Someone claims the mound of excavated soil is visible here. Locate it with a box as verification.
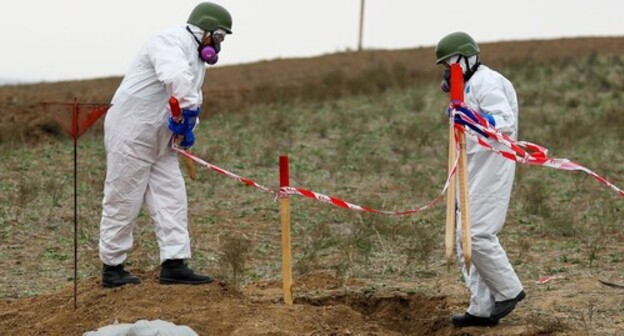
[4,269,613,336]
[0,271,457,336]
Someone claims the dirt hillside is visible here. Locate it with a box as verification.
[1,37,623,144]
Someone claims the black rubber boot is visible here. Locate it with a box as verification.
[102,264,141,288]
[452,312,499,328]
[490,290,526,321]
[159,259,214,285]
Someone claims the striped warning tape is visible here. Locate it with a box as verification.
[172,145,457,215]
[173,147,274,194]
[451,103,624,198]
[172,105,623,216]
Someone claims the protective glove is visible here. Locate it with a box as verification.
[168,116,187,135]
[179,129,195,150]
[182,108,199,130]
[168,108,200,135]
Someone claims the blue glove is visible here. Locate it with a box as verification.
[182,108,199,130]
[168,116,187,135]
[168,108,200,135]
[483,113,495,126]
[179,129,195,149]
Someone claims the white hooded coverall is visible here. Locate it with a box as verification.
[453,57,524,317]
[99,25,206,266]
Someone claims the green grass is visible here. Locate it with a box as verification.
[0,54,623,298]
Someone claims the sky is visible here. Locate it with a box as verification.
[0,0,623,83]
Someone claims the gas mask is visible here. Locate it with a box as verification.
[187,26,226,65]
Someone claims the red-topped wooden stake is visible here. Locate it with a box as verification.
[449,64,472,272]
[279,155,293,305]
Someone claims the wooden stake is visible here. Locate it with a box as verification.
[184,154,197,180]
[279,156,293,305]
[445,122,457,267]
[457,132,472,271]
[450,63,472,272]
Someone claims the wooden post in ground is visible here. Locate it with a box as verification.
[457,131,472,272]
[445,120,457,267]
[450,63,472,272]
[279,155,293,305]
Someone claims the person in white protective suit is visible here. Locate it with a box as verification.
[435,32,525,327]
[99,2,232,288]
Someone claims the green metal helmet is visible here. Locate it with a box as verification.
[435,32,480,64]
[187,2,233,34]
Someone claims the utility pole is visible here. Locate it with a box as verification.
[358,0,365,51]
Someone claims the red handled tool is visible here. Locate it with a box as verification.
[169,96,182,121]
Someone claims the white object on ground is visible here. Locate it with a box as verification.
[83,319,198,336]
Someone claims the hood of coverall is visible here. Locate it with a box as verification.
[445,55,479,75]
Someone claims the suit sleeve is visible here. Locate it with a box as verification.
[477,82,517,135]
[146,34,201,109]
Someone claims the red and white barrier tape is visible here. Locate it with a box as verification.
[279,157,457,215]
[173,146,275,194]
[171,107,622,217]
[172,145,458,215]
[451,103,624,198]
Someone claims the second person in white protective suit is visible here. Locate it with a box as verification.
[435,31,526,327]
[98,2,232,288]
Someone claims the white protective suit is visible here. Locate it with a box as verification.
[99,24,207,266]
[452,57,524,317]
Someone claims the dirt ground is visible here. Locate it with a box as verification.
[1,266,622,335]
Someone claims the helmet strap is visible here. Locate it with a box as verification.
[186,25,204,46]
[461,55,481,83]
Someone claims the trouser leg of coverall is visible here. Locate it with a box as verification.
[99,150,151,266]
[145,152,191,263]
[456,151,523,317]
